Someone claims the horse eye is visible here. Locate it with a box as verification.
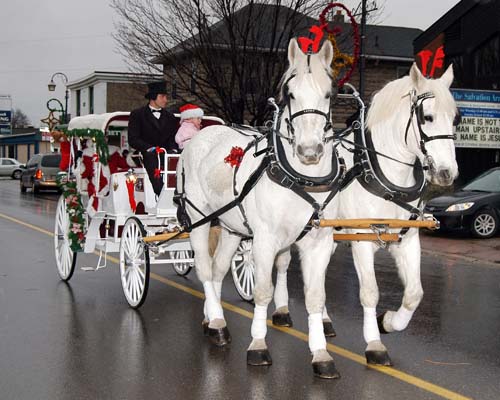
[325,92,331,99]
[424,115,434,123]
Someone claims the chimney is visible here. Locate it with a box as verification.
[333,10,344,23]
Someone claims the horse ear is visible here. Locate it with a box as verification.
[440,64,454,88]
[410,63,424,87]
[318,40,333,66]
[288,38,300,66]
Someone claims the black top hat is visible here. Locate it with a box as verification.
[145,80,168,99]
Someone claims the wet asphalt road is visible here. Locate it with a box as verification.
[1,179,499,400]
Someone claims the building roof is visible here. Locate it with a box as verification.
[67,71,163,90]
[413,0,476,51]
[155,4,421,64]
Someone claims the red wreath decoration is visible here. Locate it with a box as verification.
[224,146,245,168]
[319,2,360,88]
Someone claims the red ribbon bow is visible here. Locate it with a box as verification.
[224,146,245,168]
[154,168,162,179]
[156,146,165,154]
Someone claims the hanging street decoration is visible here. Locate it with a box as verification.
[40,111,61,132]
[297,2,360,88]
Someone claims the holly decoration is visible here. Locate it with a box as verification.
[61,128,110,165]
[57,176,86,252]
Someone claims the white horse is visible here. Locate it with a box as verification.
[178,39,343,378]
[271,63,459,365]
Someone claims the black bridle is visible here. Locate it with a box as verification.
[404,90,458,156]
[280,69,334,147]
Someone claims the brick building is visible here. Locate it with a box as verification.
[154,4,422,126]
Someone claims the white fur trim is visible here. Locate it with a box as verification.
[203,281,224,320]
[180,108,204,120]
[390,306,414,331]
[363,307,380,343]
[273,271,288,310]
[308,313,326,352]
[251,304,268,339]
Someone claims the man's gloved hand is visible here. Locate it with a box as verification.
[147,146,156,153]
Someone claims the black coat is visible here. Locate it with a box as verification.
[128,105,179,153]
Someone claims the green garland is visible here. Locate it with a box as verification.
[62,128,110,165]
[57,176,86,252]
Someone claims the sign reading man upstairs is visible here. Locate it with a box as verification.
[452,89,500,149]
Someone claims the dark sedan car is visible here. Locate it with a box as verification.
[424,167,500,238]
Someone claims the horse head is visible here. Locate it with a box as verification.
[280,39,334,165]
[367,63,459,186]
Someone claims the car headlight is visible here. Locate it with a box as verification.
[445,202,474,212]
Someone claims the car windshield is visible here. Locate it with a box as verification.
[463,169,500,193]
[41,154,61,168]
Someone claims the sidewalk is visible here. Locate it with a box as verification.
[420,230,500,266]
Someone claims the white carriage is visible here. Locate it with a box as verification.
[54,112,255,307]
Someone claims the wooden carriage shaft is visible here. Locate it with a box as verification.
[142,231,400,243]
[318,219,438,229]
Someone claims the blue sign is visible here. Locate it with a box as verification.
[0,110,11,128]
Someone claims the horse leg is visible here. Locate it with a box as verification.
[380,232,423,334]
[191,224,228,346]
[351,241,392,366]
[272,249,293,327]
[247,236,277,366]
[296,234,340,379]
[321,242,338,337]
[205,229,242,345]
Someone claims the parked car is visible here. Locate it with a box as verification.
[20,153,61,193]
[0,158,25,179]
[424,167,500,238]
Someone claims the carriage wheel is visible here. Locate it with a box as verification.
[231,239,255,302]
[54,195,77,281]
[169,250,194,276]
[119,217,150,308]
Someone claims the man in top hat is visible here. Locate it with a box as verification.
[128,80,179,195]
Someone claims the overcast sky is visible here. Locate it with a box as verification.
[0,0,461,128]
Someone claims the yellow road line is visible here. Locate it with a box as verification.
[0,212,472,400]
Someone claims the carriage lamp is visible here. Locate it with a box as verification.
[445,202,474,212]
[125,169,137,184]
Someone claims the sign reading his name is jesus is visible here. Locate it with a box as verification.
[451,89,500,149]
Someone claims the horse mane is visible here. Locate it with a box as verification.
[366,75,456,130]
[279,50,333,102]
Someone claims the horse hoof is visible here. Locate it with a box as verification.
[208,327,231,347]
[312,361,341,379]
[272,312,293,327]
[365,350,393,366]
[377,312,389,334]
[323,321,337,337]
[202,321,209,336]
[247,349,272,366]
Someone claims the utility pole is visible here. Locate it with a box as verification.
[359,0,367,100]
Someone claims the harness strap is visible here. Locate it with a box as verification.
[183,156,270,233]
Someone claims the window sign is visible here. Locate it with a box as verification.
[452,89,500,149]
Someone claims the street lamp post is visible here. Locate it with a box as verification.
[47,72,69,124]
